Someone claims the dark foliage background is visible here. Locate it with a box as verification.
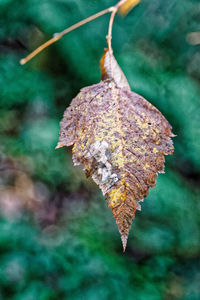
[0,0,200,299]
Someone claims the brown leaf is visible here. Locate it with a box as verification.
[57,51,174,251]
[119,0,141,16]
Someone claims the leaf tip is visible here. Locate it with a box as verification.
[121,234,128,252]
[55,143,64,149]
[171,132,177,138]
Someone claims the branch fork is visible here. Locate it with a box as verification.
[20,0,140,65]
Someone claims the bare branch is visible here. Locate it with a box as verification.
[20,7,112,65]
[20,0,139,65]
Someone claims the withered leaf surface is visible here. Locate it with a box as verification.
[57,53,174,251]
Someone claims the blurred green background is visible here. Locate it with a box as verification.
[0,0,200,299]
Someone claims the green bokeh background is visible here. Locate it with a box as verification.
[0,0,200,299]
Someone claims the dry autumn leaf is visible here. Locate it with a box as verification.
[57,50,174,251]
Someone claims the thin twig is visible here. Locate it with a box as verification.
[20,7,114,65]
[20,0,132,65]
[20,35,62,65]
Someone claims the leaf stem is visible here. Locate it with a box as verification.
[107,0,127,55]
[106,0,127,77]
